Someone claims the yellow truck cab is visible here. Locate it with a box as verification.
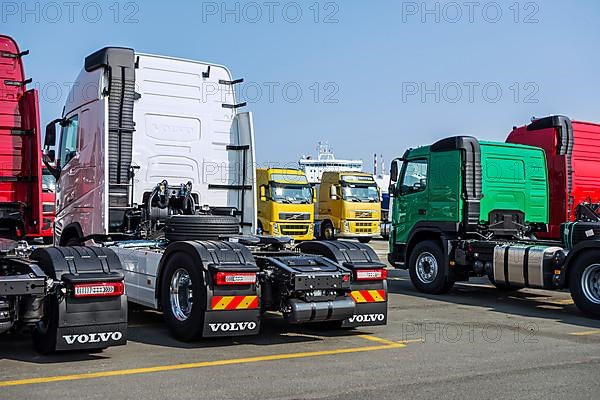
[256,168,314,241]
[316,171,381,243]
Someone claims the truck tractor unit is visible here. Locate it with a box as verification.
[388,136,600,318]
[316,171,381,243]
[256,168,315,241]
[46,47,388,340]
[0,35,126,353]
[507,115,600,240]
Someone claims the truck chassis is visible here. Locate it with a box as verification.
[108,237,387,340]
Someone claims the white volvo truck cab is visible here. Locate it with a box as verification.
[45,47,388,341]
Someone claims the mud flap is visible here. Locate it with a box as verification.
[31,246,128,352]
[56,322,127,351]
[54,287,128,351]
[343,280,388,327]
[202,309,261,337]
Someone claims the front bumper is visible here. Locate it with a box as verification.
[270,222,314,241]
[337,220,380,237]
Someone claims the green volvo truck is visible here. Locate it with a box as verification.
[388,136,600,318]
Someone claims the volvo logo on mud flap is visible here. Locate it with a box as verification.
[62,331,123,345]
[348,313,385,323]
[209,322,257,332]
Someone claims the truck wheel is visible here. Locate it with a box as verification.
[161,252,206,341]
[569,253,600,318]
[32,293,59,354]
[408,241,454,294]
[321,221,335,241]
[358,237,371,244]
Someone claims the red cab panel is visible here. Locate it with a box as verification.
[0,35,42,238]
[507,116,600,240]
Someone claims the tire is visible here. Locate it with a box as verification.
[488,277,521,292]
[161,252,207,341]
[321,221,335,241]
[32,293,59,354]
[569,252,600,318]
[165,215,240,242]
[358,237,371,244]
[408,240,454,294]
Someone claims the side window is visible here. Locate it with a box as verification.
[59,115,79,166]
[401,159,428,195]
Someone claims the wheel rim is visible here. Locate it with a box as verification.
[416,252,438,284]
[581,264,600,304]
[170,269,193,321]
[323,224,333,240]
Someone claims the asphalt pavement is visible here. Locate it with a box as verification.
[2,240,599,400]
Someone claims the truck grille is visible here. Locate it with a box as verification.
[354,222,376,234]
[280,224,310,236]
[279,213,311,221]
[355,211,373,219]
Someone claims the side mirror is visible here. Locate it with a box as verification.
[44,119,61,148]
[311,187,316,202]
[329,184,338,200]
[259,185,267,202]
[390,158,402,182]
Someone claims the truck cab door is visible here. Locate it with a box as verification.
[393,158,429,242]
[55,114,80,214]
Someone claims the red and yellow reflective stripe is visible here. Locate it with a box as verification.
[350,290,386,303]
[211,295,259,310]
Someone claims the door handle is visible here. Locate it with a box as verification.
[418,209,427,215]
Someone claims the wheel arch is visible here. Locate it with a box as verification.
[58,222,84,246]
[563,240,600,287]
[155,240,258,308]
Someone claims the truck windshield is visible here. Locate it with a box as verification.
[271,184,312,204]
[342,184,379,203]
[42,168,56,193]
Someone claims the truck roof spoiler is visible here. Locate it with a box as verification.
[85,47,137,230]
[431,136,482,232]
[526,115,573,156]
[527,115,574,215]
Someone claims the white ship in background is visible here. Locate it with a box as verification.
[299,141,363,184]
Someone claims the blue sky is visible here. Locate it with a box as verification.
[5,0,600,170]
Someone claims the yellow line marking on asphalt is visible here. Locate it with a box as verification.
[358,334,406,347]
[569,330,600,336]
[398,339,426,344]
[0,339,405,388]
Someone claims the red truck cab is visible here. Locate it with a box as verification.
[0,35,42,239]
[507,115,600,240]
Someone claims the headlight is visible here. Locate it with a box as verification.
[273,223,279,233]
[343,221,350,232]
